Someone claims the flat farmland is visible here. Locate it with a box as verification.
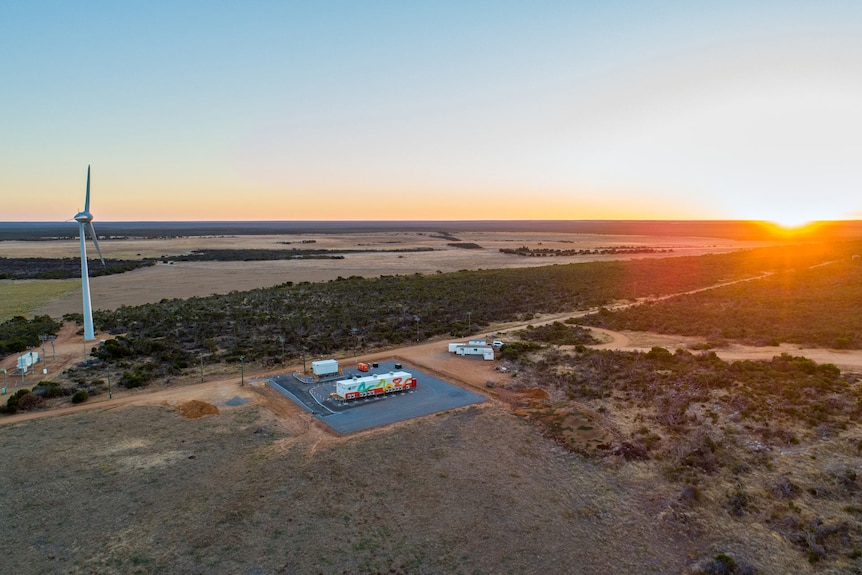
[0,231,772,319]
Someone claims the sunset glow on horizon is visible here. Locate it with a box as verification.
[2,2,861,224]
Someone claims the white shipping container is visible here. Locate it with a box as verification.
[311,359,339,376]
[17,352,36,369]
[455,346,495,360]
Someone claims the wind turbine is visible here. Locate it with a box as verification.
[74,165,105,341]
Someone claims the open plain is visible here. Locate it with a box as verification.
[3,226,862,574]
[0,230,773,319]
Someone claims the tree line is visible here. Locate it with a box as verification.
[0,257,153,280]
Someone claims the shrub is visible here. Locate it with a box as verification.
[498,341,542,361]
[120,363,155,388]
[647,346,674,362]
[34,380,64,398]
[516,321,599,345]
[726,488,752,516]
[697,553,756,575]
[5,388,32,414]
[770,476,800,499]
[71,390,89,404]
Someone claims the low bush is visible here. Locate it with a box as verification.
[4,388,31,414]
[33,380,65,398]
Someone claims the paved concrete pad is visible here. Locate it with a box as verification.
[267,360,485,434]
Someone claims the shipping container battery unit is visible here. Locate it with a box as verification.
[332,371,416,401]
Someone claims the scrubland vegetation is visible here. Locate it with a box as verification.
[578,258,862,349]
[171,247,434,261]
[0,315,61,356]
[3,241,859,404]
[500,245,673,256]
[0,257,153,279]
[81,242,851,382]
[506,334,862,570]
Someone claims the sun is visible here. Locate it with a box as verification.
[772,218,812,231]
[758,218,824,240]
[765,210,816,229]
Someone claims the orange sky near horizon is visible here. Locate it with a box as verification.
[82,180,712,223]
[3,3,862,226]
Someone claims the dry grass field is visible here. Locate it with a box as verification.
[0,279,78,320]
[0,384,799,575]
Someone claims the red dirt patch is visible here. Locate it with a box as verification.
[514,404,613,456]
[175,399,219,419]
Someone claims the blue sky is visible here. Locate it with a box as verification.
[2,1,861,224]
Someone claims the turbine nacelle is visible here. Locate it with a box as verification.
[73,166,105,264]
[74,210,93,224]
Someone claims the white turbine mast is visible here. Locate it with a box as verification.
[74,165,105,341]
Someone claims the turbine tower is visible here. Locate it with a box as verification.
[74,165,105,341]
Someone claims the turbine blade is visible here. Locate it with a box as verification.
[87,222,105,265]
[84,165,91,212]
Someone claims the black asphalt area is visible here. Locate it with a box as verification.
[267,360,485,434]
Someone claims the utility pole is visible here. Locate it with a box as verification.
[415,316,420,341]
[467,311,472,335]
[240,356,245,386]
[279,337,285,366]
[200,355,204,383]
